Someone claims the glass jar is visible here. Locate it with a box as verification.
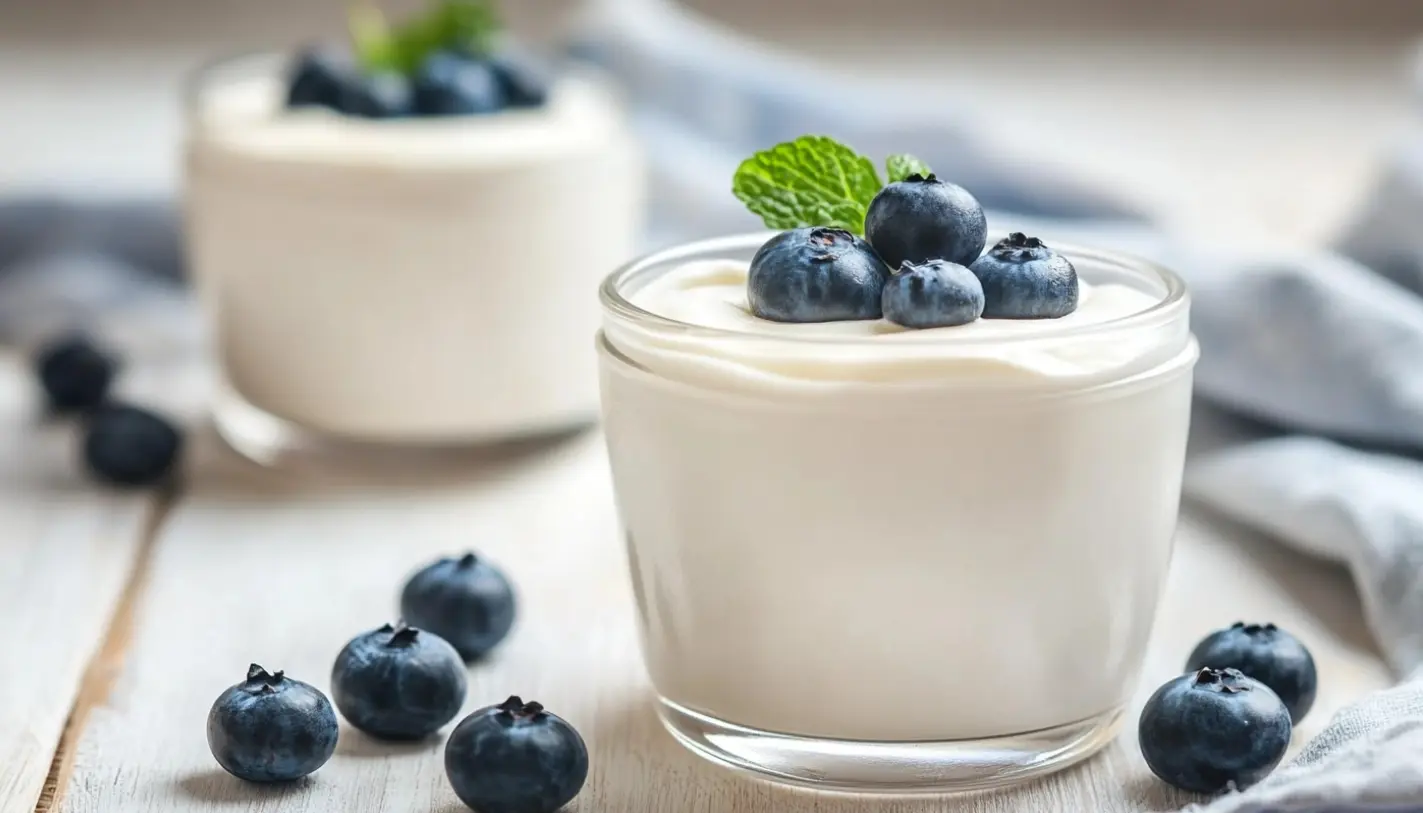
[598,231,1197,793]
[183,52,643,468]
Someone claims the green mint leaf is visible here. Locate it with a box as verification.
[885,154,933,183]
[351,0,502,76]
[435,0,502,56]
[348,4,401,73]
[732,136,883,234]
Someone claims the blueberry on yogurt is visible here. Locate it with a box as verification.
[969,232,1079,319]
[1138,667,1291,794]
[445,696,588,813]
[207,664,339,782]
[864,173,987,269]
[1186,622,1318,723]
[400,552,517,662]
[882,259,985,329]
[286,45,352,111]
[331,622,468,740]
[414,52,505,115]
[747,227,890,322]
[340,71,415,118]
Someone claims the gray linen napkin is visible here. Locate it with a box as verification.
[7,1,1423,809]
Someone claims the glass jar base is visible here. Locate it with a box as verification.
[212,385,593,477]
[657,698,1125,795]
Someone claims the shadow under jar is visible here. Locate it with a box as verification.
[183,52,643,469]
[597,232,1198,794]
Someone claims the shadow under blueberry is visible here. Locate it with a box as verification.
[334,726,445,759]
[175,767,316,805]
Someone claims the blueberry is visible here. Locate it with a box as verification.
[286,45,352,111]
[488,52,549,108]
[413,52,505,116]
[207,664,339,783]
[882,259,985,329]
[747,227,891,322]
[969,232,1079,319]
[445,696,588,813]
[1186,622,1318,724]
[330,622,467,740]
[82,403,183,487]
[864,173,987,269]
[400,552,516,662]
[340,71,414,118]
[33,333,117,413]
[1139,667,1291,795]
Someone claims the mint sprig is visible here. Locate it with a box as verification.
[885,153,931,184]
[732,136,935,234]
[349,0,501,76]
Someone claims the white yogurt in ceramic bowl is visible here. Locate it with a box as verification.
[184,52,643,465]
[597,230,1197,793]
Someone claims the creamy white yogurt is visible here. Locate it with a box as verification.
[186,62,643,443]
[600,245,1197,746]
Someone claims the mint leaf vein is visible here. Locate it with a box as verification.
[732,135,883,234]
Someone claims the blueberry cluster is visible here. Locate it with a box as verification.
[207,551,585,813]
[31,333,183,488]
[1139,622,1318,795]
[287,45,547,119]
[748,175,1079,328]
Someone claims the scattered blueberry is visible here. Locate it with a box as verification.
[413,52,505,115]
[1139,667,1292,795]
[340,71,415,118]
[330,622,468,740]
[864,173,987,269]
[82,403,183,487]
[400,552,516,662]
[286,45,352,110]
[445,696,588,813]
[747,227,891,322]
[207,664,339,783]
[33,333,117,413]
[1186,622,1318,724]
[882,259,985,329]
[969,232,1079,319]
[489,52,549,108]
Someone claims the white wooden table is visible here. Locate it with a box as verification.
[0,349,1394,813]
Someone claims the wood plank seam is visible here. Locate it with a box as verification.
[31,492,176,813]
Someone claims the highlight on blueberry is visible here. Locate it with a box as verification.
[400,552,516,662]
[1186,622,1318,724]
[747,227,890,323]
[33,333,118,413]
[489,51,549,108]
[1138,667,1291,795]
[82,402,183,488]
[864,173,987,269]
[207,664,340,783]
[445,695,589,813]
[331,622,468,740]
[969,232,1079,319]
[882,259,985,329]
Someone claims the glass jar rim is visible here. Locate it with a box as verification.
[599,230,1190,348]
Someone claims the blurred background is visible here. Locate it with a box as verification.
[0,0,1419,246]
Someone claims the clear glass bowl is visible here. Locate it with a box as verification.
[598,231,1197,793]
